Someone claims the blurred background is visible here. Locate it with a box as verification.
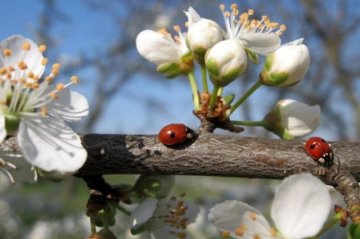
[0,0,359,238]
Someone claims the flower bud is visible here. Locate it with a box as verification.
[185,7,223,63]
[264,99,320,140]
[261,41,310,87]
[136,30,193,78]
[134,175,175,199]
[205,39,247,87]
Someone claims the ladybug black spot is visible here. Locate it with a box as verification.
[310,144,316,150]
[169,131,176,138]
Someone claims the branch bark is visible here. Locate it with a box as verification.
[73,133,360,180]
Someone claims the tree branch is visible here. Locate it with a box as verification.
[71,134,360,180]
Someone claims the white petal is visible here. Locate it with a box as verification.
[131,198,158,229]
[279,99,321,137]
[0,114,6,143]
[136,30,180,65]
[0,35,45,78]
[209,200,273,239]
[17,115,87,176]
[271,173,332,239]
[184,6,201,25]
[240,33,280,54]
[47,89,89,122]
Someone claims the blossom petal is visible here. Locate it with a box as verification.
[136,30,180,65]
[17,115,87,177]
[209,200,273,239]
[240,32,280,54]
[0,35,45,78]
[184,6,201,25]
[47,89,89,122]
[271,173,332,239]
[131,198,158,229]
[0,114,6,143]
[280,99,321,137]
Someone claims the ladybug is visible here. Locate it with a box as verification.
[304,137,334,165]
[158,123,195,146]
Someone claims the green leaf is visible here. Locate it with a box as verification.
[246,49,260,65]
[348,223,360,239]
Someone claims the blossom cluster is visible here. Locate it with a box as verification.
[136,4,319,139]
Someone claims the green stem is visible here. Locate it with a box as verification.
[231,120,268,127]
[217,87,224,96]
[201,65,208,93]
[188,71,200,110]
[209,85,220,110]
[230,79,262,114]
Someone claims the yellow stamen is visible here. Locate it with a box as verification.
[157,28,170,36]
[49,92,58,100]
[56,83,64,91]
[248,212,257,221]
[219,4,225,11]
[235,224,246,236]
[173,25,180,33]
[39,44,47,53]
[270,227,277,237]
[52,63,61,70]
[253,234,261,239]
[0,68,7,75]
[41,58,48,66]
[45,76,53,83]
[40,107,48,116]
[248,9,254,15]
[22,41,31,51]
[18,61,28,70]
[70,75,79,84]
[2,49,11,57]
[221,231,231,237]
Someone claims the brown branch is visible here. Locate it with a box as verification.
[75,134,360,179]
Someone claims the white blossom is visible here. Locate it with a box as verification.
[184,7,223,61]
[0,35,88,181]
[131,195,199,239]
[261,39,310,86]
[209,173,345,239]
[264,99,320,140]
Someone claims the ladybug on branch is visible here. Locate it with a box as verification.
[158,123,196,147]
[304,137,334,166]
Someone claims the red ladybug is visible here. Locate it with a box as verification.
[158,123,195,146]
[305,137,333,165]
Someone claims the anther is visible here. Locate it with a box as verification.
[18,61,28,70]
[70,75,79,84]
[221,231,231,237]
[173,25,181,33]
[235,224,246,236]
[2,49,12,57]
[219,4,225,11]
[248,212,257,221]
[41,58,48,66]
[22,41,31,51]
[39,44,47,53]
[40,107,48,116]
[49,92,58,100]
[56,83,65,91]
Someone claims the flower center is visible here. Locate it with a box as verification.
[0,41,79,120]
[219,3,286,39]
